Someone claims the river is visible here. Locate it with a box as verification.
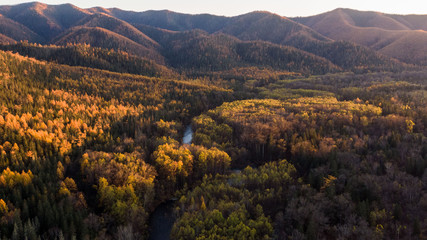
[148,125,193,240]
[147,200,176,240]
[182,124,193,145]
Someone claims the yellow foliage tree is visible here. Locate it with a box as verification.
[0,199,8,215]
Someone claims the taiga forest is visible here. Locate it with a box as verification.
[0,2,426,239]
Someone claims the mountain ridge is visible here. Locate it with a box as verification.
[0,2,422,75]
[293,8,427,65]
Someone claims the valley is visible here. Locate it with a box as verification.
[0,2,426,239]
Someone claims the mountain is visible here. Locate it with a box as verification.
[53,26,165,63]
[288,39,406,72]
[77,13,159,48]
[221,11,330,44]
[0,2,90,41]
[106,9,329,44]
[216,11,407,70]
[120,9,411,70]
[0,14,44,42]
[293,8,427,65]
[0,2,419,74]
[144,28,340,74]
[102,9,230,33]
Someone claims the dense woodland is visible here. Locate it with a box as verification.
[0,49,233,239]
[0,2,426,240]
[0,43,176,78]
[0,46,426,239]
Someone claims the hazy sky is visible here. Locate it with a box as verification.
[1,0,426,17]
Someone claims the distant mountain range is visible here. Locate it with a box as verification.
[0,2,425,76]
[293,8,427,65]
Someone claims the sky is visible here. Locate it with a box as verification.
[0,0,426,17]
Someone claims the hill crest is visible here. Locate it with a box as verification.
[293,8,427,65]
[0,2,421,71]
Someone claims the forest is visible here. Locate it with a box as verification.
[0,45,426,239]
[0,2,426,239]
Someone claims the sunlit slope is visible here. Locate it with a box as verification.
[294,8,427,65]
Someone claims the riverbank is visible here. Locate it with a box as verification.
[148,124,194,240]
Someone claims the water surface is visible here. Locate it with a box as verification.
[182,125,193,144]
[148,201,176,240]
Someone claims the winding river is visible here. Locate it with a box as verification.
[148,125,193,240]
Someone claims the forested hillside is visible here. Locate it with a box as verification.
[0,1,422,77]
[184,72,427,239]
[0,42,175,77]
[0,50,232,239]
[0,2,426,240]
[143,29,340,74]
